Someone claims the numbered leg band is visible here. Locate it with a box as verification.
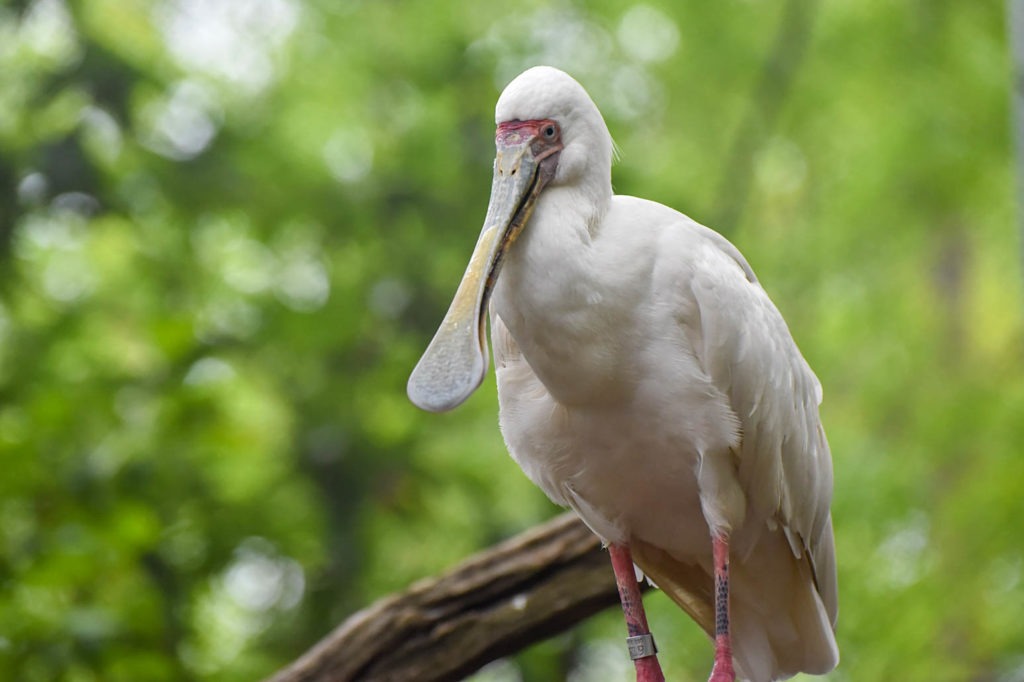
[626,633,657,660]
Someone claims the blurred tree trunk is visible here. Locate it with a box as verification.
[267,513,628,682]
[1010,0,1024,275]
[711,0,819,233]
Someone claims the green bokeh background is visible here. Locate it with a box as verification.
[1,1,1022,680]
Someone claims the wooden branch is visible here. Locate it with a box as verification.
[267,513,623,682]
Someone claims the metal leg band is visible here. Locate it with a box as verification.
[626,633,658,660]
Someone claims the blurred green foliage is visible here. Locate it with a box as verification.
[0,0,1021,680]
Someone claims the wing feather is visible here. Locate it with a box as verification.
[684,227,837,624]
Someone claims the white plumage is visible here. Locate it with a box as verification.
[409,66,838,682]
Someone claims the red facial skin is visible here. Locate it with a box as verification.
[496,118,563,163]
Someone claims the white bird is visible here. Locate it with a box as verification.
[408,66,838,682]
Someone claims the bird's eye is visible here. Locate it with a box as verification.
[542,123,558,139]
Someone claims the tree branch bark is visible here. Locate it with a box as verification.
[267,513,624,682]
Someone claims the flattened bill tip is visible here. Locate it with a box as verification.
[406,338,487,412]
[407,264,491,412]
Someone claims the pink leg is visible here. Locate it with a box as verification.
[708,534,735,682]
[608,544,665,682]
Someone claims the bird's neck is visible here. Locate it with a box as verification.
[491,185,643,405]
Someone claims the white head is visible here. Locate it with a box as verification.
[408,67,613,412]
[495,66,614,193]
